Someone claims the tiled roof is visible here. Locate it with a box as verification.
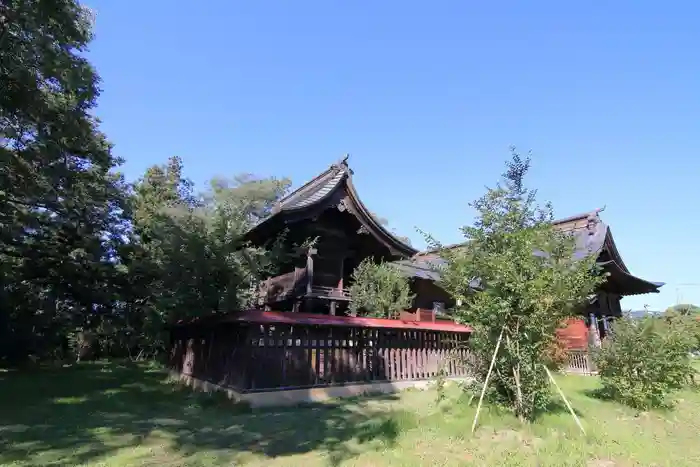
[392,255,445,282]
[274,160,350,211]
[251,156,417,257]
[394,210,663,295]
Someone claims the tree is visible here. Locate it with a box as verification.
[348,259,415,318]
[0,0,129,362]
[123,157,291,356]
[427,149,604,421]
[0,0,295,362]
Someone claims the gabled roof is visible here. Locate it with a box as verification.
[245,156,417,258]
[395,209,663,296]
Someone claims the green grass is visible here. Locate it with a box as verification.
[1,361,699,466]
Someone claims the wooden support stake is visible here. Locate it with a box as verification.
[543,364,586,436]
[471,325,505,434]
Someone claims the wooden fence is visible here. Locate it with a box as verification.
[564,349,597,375]
[169,310,474,393]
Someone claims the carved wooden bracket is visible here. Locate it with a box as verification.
[336,197,349,213]
[586,217,597,235]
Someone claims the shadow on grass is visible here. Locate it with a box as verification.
[583,386,683,415]
[536,399,586,419]
[583,387,614,403]
[437,387,585,421]
[0,361,413,466]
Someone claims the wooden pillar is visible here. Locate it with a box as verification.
[306,247,317,295]
[588,312,601,348]
[337,256,345,292]
[330,301,337,316]
[601,315,612,340]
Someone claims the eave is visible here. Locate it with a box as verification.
[598,260,665,296]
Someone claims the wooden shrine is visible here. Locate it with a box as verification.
[243,156,453,317]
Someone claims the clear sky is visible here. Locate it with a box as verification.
[84,1,699,311]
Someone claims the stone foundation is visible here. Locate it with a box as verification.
[171,371,471,408]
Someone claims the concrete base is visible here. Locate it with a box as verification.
[171,371,470,408]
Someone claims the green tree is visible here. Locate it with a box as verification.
[348,259,415,318]
[0,0,129,362]
[123,157,290,356]
[428,149,604,421]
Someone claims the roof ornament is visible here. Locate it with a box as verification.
[583,206,605,234]
[331,153,349,168]
[331,153,353,175]
[586,208,603,235]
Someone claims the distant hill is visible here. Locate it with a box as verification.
[627,310,663,319]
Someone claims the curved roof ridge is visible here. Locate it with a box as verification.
[272,155,351,213]
[343,175,417,256]
[552,208,605,226]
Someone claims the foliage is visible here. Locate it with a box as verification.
[348,259,415,319]
[122,158,291,357]
[426,149,604,421]
[0,0,129,362]
[664,307,700,353]
[594,313,698,410]
[665,303,700,316]
[0,0,293,362]
[543,337,570,370]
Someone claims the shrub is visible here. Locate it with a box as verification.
[594,314,697,410]
[543,337,570,370]
[348,259,415,319]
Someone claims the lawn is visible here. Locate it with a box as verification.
[0,361,699,466]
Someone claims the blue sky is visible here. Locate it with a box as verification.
[85,1,699,311]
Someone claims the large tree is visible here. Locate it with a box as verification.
[0,0,129,361]
[429,149,604,421]
[123,157,290,356]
